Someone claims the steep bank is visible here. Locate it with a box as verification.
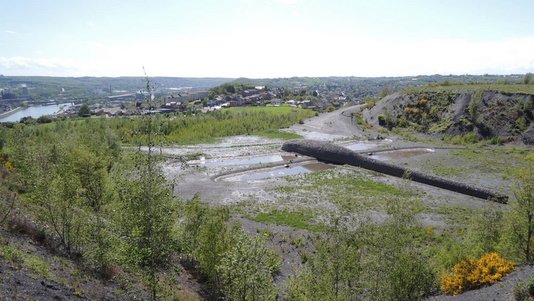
[364,86,534,144]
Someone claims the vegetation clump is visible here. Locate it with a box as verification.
[440,252,514,295]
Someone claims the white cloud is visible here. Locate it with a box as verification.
[4,30,16,34]
[0,56,82,76]
[2,31,534,77]
[86,21,95,28]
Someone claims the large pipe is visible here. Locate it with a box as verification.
[282,139,507,203]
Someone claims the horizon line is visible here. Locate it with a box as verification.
[0,73,531,79]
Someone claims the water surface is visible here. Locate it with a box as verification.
[0,103,72,122]
[190,155,283,167]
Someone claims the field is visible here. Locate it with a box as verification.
[406,83,534,94]
[1,103,534,300]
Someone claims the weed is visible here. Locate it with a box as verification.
[254,210,326,232]
[0,244,51,279]
[290,237,306,248]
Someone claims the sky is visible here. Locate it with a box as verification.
[1,0,534,78]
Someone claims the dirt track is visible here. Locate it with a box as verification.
[285,105,366,140]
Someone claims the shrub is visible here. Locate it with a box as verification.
[513,281,531,301]
[440,252,514,295]
[528,276,534,297]
[511,276,534,301]
[364,98,377,110]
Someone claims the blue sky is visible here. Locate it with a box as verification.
[1,0,534,77]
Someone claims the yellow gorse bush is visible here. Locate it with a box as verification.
[440,252,514,295]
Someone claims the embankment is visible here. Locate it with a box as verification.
[0,107,23,120]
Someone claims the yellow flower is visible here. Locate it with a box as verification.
[440,252,514,295]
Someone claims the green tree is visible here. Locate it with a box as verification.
[116,75,178,300]
[466,207,503,257]
[468,91,483,124]
[288,218,362,301]
[194,206,231,290]
[363,200,434,301]
[71,147,113,276]
[0,165,16,225]
[32,144,85,255]
[217,230,280,301]
[524,73,533,85]
[503,167,534,263]
[78,104,91,117]
[380,86,391,98]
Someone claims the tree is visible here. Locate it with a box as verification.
[524,73,533,85]
[0,165,16,225]
[71,147,112,275]
[116,74,178,300]
[503,167,534,263]
[32,144,85,256]
[225,84,236,94]
[466,207,503,257]
[217,230,280,301]
[288,218,362,301]
[380,86,391,98]
[468,91,483,124]
[363,200,434,301]
[78,104,91,117]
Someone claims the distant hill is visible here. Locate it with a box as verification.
[226,74,526,99]
[0,76,233,99]
[0,76,233,90]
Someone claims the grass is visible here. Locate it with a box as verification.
[110,106,314,145]
[407,83,534,95]
[14,106,315,147]
[257,129,302,140]
[433,205,474,226]
[1,244,51,279]
[274,168,419,212]
[428,161,465,177]
[451,148,530,176]
[253,210,326,232]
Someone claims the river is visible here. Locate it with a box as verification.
[0,103,73,123]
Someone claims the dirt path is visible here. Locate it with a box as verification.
[286,105,365,140]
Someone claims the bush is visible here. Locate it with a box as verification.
[511,276,534,301]
[528,276,534,298]
[440,252,514,295]
[37,115,52,124]
[513,281,531,301]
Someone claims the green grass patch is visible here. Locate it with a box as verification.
[429,162,464,177]
[253,210,326,232]
[12,106,315,146]
[274,169,419,212]
[450,148,530,176]
[1,244,51,279]
[257,129,302,140]
[106,106,313,145]
[433,205,474,229]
